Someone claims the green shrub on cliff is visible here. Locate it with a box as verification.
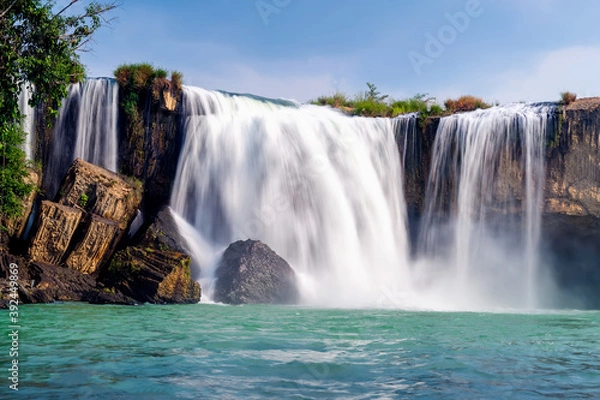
[0,125,33,218]
[0,0,117,219]
[444,95,490,113]
[390,93,441,116]
[353,97,393,117]
[312,92,352,109]
[311,84,445,119]
[560,91,577,105]
[114,63,184,114]
[312,85,491,121]
[170,71,183,92]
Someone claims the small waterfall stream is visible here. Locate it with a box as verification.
[18,84,36,161]
[45,78,119,198]
[417,103,557,309]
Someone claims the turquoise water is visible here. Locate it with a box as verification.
[2,304,599,399]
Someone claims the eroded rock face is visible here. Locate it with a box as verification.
[117,85,183,217]
[0,252,137,307]
[19,262,96,303]
[105,207,200,304]
[57,158,142,229]
[545,98,600,218]
[29,159,143,274]
[214,240,299,305]
[65,215,122,274]
[28,201,82,265]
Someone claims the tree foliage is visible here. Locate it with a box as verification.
[0,0,117,218]
[365,82,388,102]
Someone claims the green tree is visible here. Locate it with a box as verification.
[0,0,117,218]
[365,82,388,102]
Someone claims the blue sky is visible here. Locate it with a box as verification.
[77,0,600,104]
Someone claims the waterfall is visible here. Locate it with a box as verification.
[417,103,557,309]
[45,78,119,198]
[171,86,412,306]
[18,84,36,160]
[73,79,119,170]
[169,86,558,309]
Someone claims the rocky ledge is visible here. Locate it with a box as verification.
[102,206,201,304]
[0,160,200,307]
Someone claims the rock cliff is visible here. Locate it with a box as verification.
[28,201,83,265]
[545,98,600,217]
[117,81,184,216]
[57,158,142,229]
[65,215,122,274]
[542,98,600,307]
[27,159,143,274]
[104,207,201,304]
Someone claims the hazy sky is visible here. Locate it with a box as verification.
[77,0,600,104]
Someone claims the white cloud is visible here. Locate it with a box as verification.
[486,46,600,103]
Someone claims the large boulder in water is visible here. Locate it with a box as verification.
[214,240,299,305]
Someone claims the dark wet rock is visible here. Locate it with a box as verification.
[545,97,600,218]
[13,262,95,304]
[214,239,299,305]
[105,207,201,304]
[86,288,137,305]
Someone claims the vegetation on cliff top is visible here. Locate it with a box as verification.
[560,91,577,106]
[114,63,183,112]
[444,95,491,113]
[312,83,491,120]
[0,0,117,219]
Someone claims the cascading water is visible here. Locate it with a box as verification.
[171,86,413,306]
[169,85,558,309]
[18,83,36,160]
[45,78,119,197]
[417,103,557,309]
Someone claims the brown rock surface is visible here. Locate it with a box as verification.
[105,207,200,304]
[57,158,142,229]
[65,215,122,274]
[0,250,138,306]
[545,97,600,218]
[28,201,82,265]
